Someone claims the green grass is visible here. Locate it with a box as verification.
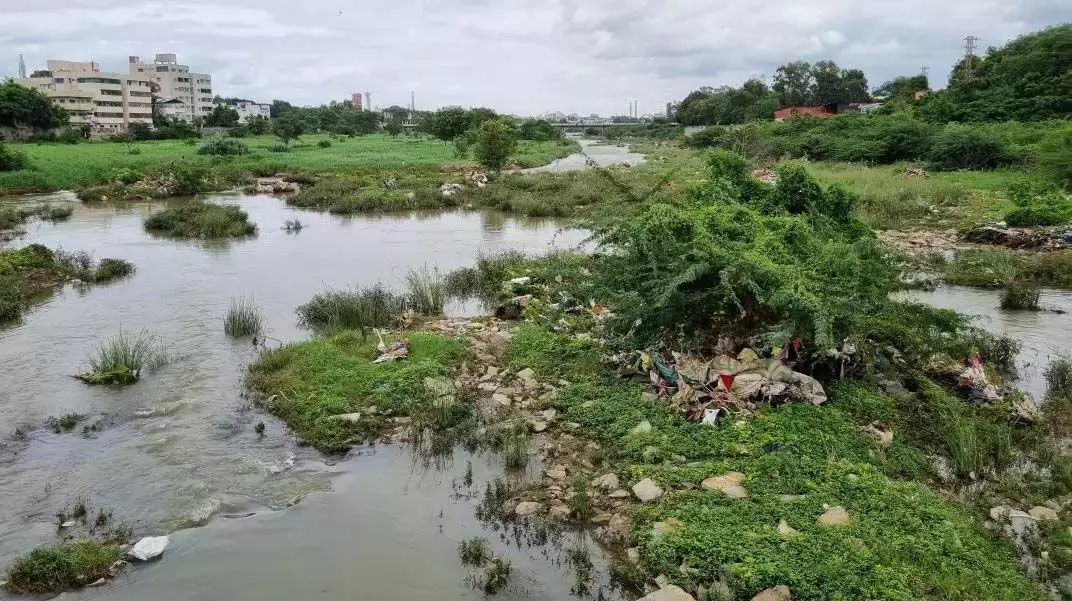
[1000,284,1041,310]
[3,541,122,594]
[81,329,168,385]
[224,296,264,337]
[0,244,133,323]
[932,249,1072,289]
[245,330,467,452]
[458,537,489,566]
[144,200,256,238]
[296,285,406,334]
[405,266,446,315]
[1047,357,1072,403]
[0,134,578,194]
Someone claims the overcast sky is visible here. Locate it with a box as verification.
[1,0,1068,116]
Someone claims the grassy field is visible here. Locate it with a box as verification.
[0,134,579,195]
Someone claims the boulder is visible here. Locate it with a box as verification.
[700,472,748,499]
[626,547,641,564]
[637,584,696,601]
[593,473,620,490]
[329,412,362,423]
[777,519,798,538]
[1030,506,1060,522]
[130,536,169,561]
[545,465,568,481]
[517,368,536,381]
[492,392,511,406]
[633,478,664,502]
[540,408,557,422]
[630,420,653,435]
[530,421,549,433]
[591,513,613,525]
[817,506,850,527]
[485,365,499,378]
[549,505,572,520]
[609,489,631,499]
[751,585,792,601]
[514,501,543,517]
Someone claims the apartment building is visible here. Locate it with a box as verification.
[129,53,213,122]
[229,99,271,121]
[15,60,154,133]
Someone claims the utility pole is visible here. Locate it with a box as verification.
[963,36,979,81]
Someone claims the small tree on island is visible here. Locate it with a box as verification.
[272,113,305,146]
[472,118,519,172]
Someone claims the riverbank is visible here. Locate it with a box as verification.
[0,134,579,196]
[0,244,133,322]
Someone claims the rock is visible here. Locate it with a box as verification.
[1007,510,1039,538]
[609,489,631,499]
[637,584,696,601]
[630,420,653,435]
[87,578,108,587]
[591,513,613,525]
[626,547,641,564]
[364,405,378,415]
[549,505,572,520]
[485,365,499,378]
[492,392,511,406]
[655,574,670,589]
[632,478,664,502]
[751,585,792,601]
[516,368,536,381]
[515,501,543,517]
[652,518,683,537]
[593,473,620,490]
[608,513,631,536]
[817,506,850,527]
[989,505,1011,521]
[285,494,304,508]
[863,422,894,447]
[546,465,568,481]
[530,421,549,433]
[1045,500,1062,511]
[60,520,77,528]
[777,519,798,538]
[1030,506,1060,522]
[330,412,362,423]
[130,536,169,561]
[700,472,748,499]
[540,408,557,422]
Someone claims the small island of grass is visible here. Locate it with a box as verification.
[143,200,257,239]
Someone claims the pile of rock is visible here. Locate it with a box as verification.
[249,178,301,195]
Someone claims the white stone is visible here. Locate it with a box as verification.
[626,547,641,564]
[540,408,557,422]
[517,368,536,381]
[817,506,851,526]
[486,365,499,378]
[609,489,631,499]
[632,478,664,502]
[492,392,511,406]
[700,472,748,499]
[530,421,549,433]
[546,465,568,481]
[1030,506,1060,522]
[87,578,108,587]
[630,420,653,435]
[593,473,620,490]
[330,412,362,423]
[777,519,798,538]
[549,505,571,520]
[130,536,169,561]
[637,584,696,601]
[514,501,543,517]
[751,585,792,601]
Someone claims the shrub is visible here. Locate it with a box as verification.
[3,542,122,594]
[224,296,264,337]
[405,266,446,315]
[317,139,332,148]
[108,167,144,185]
[296,285,405,334]
[458,538,488,565]
[144,201,257,238]
[197,135,252,156]
[1047,357,1072,403]
[929,126,1010,170]
[92,258,134,282]
[268,142,290,153]
[472,118,519,171]
[1003,181,1072,226]
[0,143,29,172]
[1037,125,1072,189]
[1000,284,1040,310]
[82,329,168,385]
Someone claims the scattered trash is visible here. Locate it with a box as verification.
[440,183,465,197]
[904,167,929,178]
[955,353,1001,402]
[383,177,400,189]
[467,171,489,187]
[130,536,169,561]
[374,338,411,363]
[752,168,778,185]
[964,222,1072,250]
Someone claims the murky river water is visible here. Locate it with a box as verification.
[901,286,1072,398]
[522,139,646,173]
[0,191,593,598]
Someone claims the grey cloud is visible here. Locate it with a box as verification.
[0,0,1067,115]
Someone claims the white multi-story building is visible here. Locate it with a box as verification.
[229,100,271,122]
[129,53,213,122]
[16,60,155,134]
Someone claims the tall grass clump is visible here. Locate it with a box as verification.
[3,541,122,594]
[444,250,529,301]
[81,329,169,385]
[283,219,303,232]
[144,201,257,238]
[1000,284,1041,310]
[224,297,264,337]
[1046,357,1072,404]
[458,537,489,565]
[197,135,252,156]
[296,284,405,334]
[405,266,446,315]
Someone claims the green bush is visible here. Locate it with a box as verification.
[268,142,290,153]
[296,284,405,334]
[1037,124,1072,189]
[1000,284,1041,310]
[197,135,253,156]
[317,139,332,148]
[1003,182,1072,226]
[0,143,29,172]
[3,542,122,594]
[928,126,1010,170]
[107,167,144,185]
[144,201,257,238]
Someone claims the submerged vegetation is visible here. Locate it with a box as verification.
[79,329,169,385]
[405,266,446,315]
[1000,284,1041,310]
[144,200,257,238]
[224,296,264,337]
[296,285,406,335]
[0,244,133,323]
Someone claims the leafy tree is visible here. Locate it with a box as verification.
[838,68,870,103]
[519,119,558,141]
[384,121,403,137]
[245,114,270,135]
[810,60,843,105]
[203,105,240,127]
[468,107,499,129]
[272,112,305,145]
[0,81,68,129]
[383,105,409,123]
[29,70,52,78]
[874,75,929,100]
[773,61,814,106]
[270,99,296,118]
[425,106,471,142]
[472,118,519,171]
[127,122,154,141]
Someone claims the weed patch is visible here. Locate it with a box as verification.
[224,296,264,337]
[3,541,122,594]
[144,201,256,238]
[296,285,406,335]
[79,329,169,385]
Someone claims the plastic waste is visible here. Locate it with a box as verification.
[131,536,169,561]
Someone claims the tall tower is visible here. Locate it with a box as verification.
[365,91,372,110]
[352,92,363,110]
[963,36,979,81]
[18,54,26,78]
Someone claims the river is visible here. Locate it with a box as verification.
[521,139,646,173]
[0,191,598,599]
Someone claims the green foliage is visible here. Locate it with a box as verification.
[458,537,489,565]
[676,79,781,126]
[83,329,168,385]
[296,284,405,334]
[1003,182,1072,226]
[224,296,264,337]
[245,331,466,451]
[108,167,144,185]
[405,266,446,315]
[423,106,473,142]
[268,142,290,153]
[772,59,870,106]
[928,126,1010,170]
[1000,284,1041,310]
[874,74,929,100]
[203,104,240,127]
[1037,124,1072,189]
[471,118,520,172]
[519,119,559,141]
[0,142,30,172]
[144,201,257,238]
[1046,357,1072,404]
[481,557,511,594]
[503,435,528,470]
[245,114,270,135]
[197,135,253,156]
[3,541,122,594]
[384,120,403,137]
[272,112,305,145]
[0,80,68,129]
[568,476,595,521]
[505,325,601,382]
[317,139,332,148]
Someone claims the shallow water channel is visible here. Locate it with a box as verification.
[0,191,605,599]
[522,139,646,173]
